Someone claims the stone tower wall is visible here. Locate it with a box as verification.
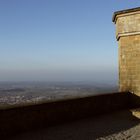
[113,7,140,96]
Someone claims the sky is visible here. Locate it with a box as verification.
[0,0,140,83]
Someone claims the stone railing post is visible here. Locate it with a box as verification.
[113,7,140,96]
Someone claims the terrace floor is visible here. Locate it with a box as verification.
[9,108,140,140]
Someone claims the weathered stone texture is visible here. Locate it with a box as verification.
[114,8,140,96]
[119,35,140,96]
[116,13,140,37]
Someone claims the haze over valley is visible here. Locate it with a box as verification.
[0,81,118,107]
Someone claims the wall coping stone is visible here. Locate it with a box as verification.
[113,7,140,23]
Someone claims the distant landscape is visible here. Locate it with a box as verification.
[0,81,118,107]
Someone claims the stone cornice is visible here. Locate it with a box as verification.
[113,7,140,23]
[117,31,140,41]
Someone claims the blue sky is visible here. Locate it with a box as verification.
[0,0,140,82]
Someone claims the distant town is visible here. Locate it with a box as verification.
[0,81,118,107]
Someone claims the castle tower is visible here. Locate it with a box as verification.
[113,7,140,97]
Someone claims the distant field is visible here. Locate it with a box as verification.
[0,81,118,107]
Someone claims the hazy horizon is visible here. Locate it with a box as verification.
[0,68,118,83]
[0,1,140,82]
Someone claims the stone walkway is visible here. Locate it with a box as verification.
[9,109,140,140]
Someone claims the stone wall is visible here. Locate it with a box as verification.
[113,7,140,96]
[115,12,140,40]
[119,35,140,94]
[0,92,131,138]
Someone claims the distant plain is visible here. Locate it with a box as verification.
[0,81,118,107]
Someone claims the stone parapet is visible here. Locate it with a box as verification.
[0,92,132,138]
[113,7,140,40]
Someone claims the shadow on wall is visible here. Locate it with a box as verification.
[0,92,140,139]
[129,93,140,107]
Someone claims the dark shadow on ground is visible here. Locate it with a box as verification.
[9,109,140,140]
